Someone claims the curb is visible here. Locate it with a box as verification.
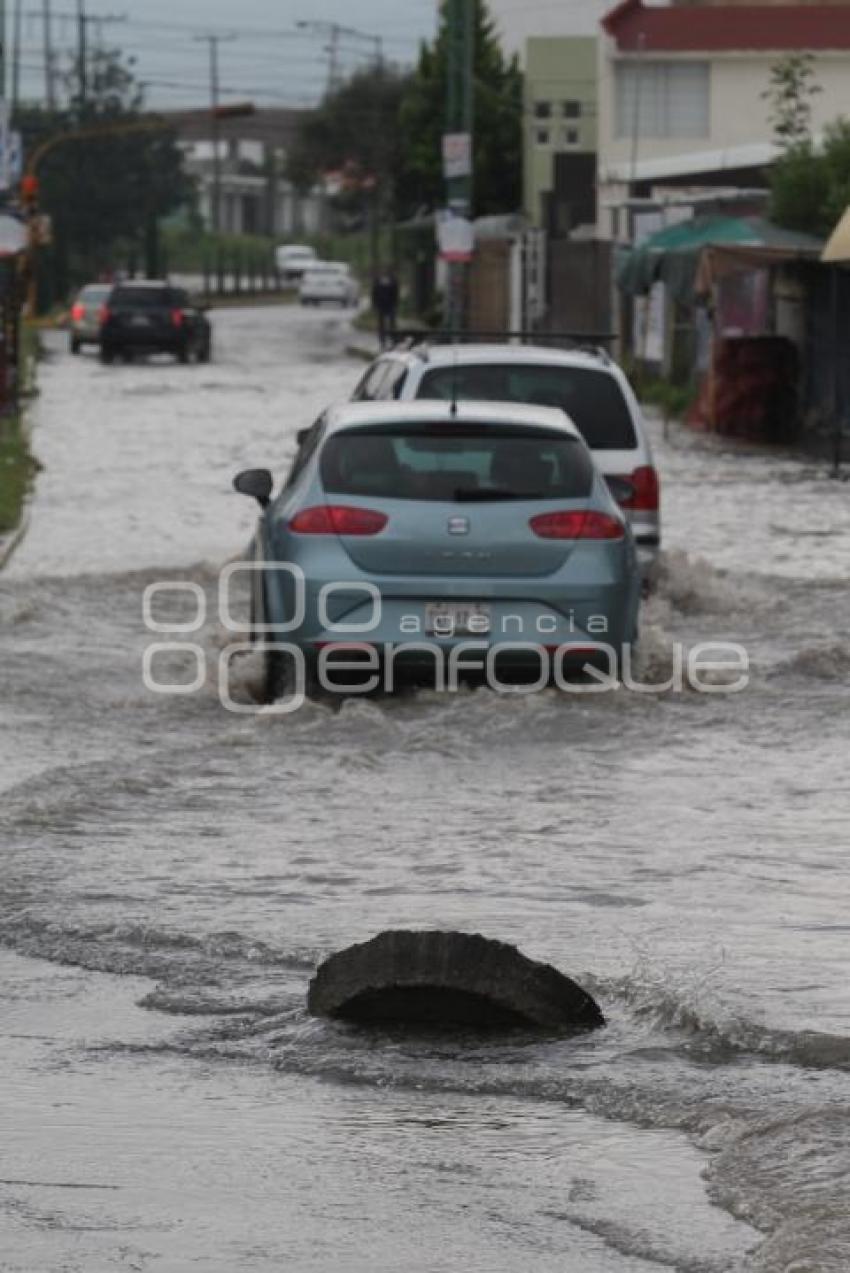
[0,510,30,571]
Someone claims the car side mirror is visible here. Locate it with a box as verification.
[296,427,310,446]
[233,468,273,507]
[605,475,636,507]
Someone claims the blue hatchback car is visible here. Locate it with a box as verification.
[233,401,641,700]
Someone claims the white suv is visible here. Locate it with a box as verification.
[351,342,660,569]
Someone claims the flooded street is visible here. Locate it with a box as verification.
[1,305,849,1272]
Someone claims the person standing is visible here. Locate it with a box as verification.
[371,268,399,350]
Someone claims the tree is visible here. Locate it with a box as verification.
[769,120,850,238]
[762,52,821,150]
[16,47,194,299]
[287,64,413,267]
[761,54,850,239]
[398,0,523,217]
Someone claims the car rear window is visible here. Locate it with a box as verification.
[417,364,638,450]
[81,286,110,301]
[111,286,170,308]
[321,424,594,502]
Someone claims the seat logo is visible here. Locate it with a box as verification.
[447,516,469,535]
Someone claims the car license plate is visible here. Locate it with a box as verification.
[425,601,491,637]
[130,316,151,327]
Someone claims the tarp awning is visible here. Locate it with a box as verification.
[822,206,850,263]
[618,215,822,304]
[695,242,823,297]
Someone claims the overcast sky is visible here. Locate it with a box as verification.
[17,0,439,110]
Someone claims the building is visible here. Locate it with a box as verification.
[524,37,598,232]
[165,108,327,239]
[597,0,850,239]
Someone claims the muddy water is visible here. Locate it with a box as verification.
[1,307,848,1272]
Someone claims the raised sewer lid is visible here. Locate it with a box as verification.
[307,930,604,1032]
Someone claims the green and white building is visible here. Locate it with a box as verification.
[523,36,599,231]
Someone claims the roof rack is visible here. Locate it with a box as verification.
[389,329,616,360]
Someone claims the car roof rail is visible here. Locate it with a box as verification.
[386,331,430,355]
[389,329,615,362]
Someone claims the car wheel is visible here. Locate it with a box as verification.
[100,346,116,365]
[197,338,211,364]
[70,336,82,355]
[177,344,191,365]
[264,647,319,705]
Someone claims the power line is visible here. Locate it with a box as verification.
[295,20,383,91]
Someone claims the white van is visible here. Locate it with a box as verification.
[275,245,317,282]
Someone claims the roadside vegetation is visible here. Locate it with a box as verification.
[0,327,41,536]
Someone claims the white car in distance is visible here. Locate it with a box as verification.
[299,261,360,308]
[275,244,318,283]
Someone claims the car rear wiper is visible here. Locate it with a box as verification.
[453,487,545,502]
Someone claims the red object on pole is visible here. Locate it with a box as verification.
[21,174,39,204]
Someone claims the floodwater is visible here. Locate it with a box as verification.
[1,306,849,1272]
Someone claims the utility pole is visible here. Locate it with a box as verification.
[43,0,56,111]
[195,33,237,235]
[10,0,20,115]
[75,4,124,112]
[0,0,6,101]
[77,0,86,106]
[444,0,475,332]
[296,20,382,94]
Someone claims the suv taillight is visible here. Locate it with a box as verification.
[71,302,85,322]
[616,465,659,512]
[529,510,624,540]
[171,309,185,328]
[289,505,388,536]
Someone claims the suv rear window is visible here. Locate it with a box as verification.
[417,364,637,450]
[321,424,593,502]
[111,286,171,308]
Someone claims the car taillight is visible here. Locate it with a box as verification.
[97,304,111,325]
[289,505,388,535]
[71,302,85,322]
[616,465,659,512]
[529,510,624,540]
[171,308,185,328]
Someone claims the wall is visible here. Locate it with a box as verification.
[543,240,613,337]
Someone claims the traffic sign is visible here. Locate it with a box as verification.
[442,132,472,181]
